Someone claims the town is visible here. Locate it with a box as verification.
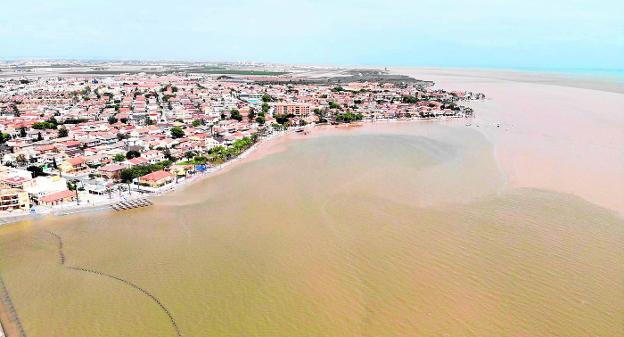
[0,65,484,219]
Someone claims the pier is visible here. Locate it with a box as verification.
[110,198,153,212]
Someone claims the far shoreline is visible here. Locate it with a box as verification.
[392,67,624,216]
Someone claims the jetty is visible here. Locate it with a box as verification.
[110,198,153,212]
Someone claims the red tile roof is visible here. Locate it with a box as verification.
[65,157,86,166]
[139,170,172,181]
[99,163,126,172]
[128,157,149,165]
[40,190,76,203]
[63,141,81,147]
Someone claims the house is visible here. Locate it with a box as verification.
[98,163,126,180]
[83,178,112,195]
[39,189,77,206]
[142,150,165,164]
[59,157,88,174]
[136,170,174,189]
[126,157,149,167]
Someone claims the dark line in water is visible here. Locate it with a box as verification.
[45,231,181,337]
[45,231,65,265]
[0,275,28,337]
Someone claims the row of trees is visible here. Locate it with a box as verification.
[32,121,58,130]
[208,136,256,164]
[335,112,363,123]
[120,160,173,183]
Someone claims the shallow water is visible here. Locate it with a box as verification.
[1,123,622,337]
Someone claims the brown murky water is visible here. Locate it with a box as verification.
[1,123,622,337]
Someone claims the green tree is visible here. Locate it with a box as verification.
[261,102,270,114]
[255,115,266,125]
[170,126,185,139]
[119,160,173,182]
[108,116,118,124]
[19,127,27,138]
[192,119,202,127]
[27,165,45,177]
[275,114,293,125]
[193,156,208,164]
[185,151,196,160]
[113,153,126,162]
[230,109,243,122]
[248,108,256,122]
[126,150,141,159]
[32,121,56,129]
[335,112,363,123]
[57,127,68,138]
[328,101,341,110]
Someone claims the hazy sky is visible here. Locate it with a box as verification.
[1,0,623,69]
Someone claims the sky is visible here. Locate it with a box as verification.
[1,0,623,70]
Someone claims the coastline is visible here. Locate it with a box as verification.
[2,67,622,226]
[0,117,465,227]
[0,129,291,226]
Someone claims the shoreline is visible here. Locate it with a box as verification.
[0,117,470,227]
[2,67,622,225]
[0,129,289,226]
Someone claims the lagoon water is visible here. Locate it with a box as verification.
[0,122,623,337]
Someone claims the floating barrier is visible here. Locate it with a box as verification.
[45,231,181,337]
[0,275,28,337]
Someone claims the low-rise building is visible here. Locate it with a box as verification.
[39,189,77,206]
[59,157,88,174]
[98,163,126,181]
[0,188,30,212]
[136,170,174,189]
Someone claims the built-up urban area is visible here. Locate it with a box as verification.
[0,65,484,218]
